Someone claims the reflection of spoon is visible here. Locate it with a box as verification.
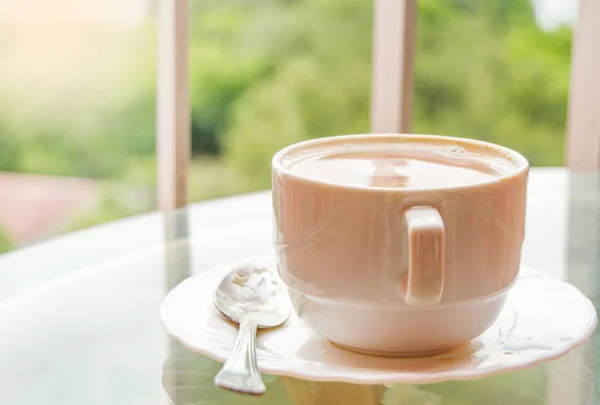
[213,266,291,395]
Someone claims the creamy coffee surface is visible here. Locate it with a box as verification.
[284,141,511,189]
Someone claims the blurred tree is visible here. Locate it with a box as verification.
[0,226,13,254]
[221,0,571,190]
[223,0,372,187]
[413,0,570,165]
[188,5,276,154]
[0,0,572,183]
[0,118,21,172]
[0,0,575,251]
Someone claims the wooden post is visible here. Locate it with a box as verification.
[157,0,190,210]
[370,0,417,134]
[565,0,600,169]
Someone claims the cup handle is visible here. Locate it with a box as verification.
[401,206,445,305]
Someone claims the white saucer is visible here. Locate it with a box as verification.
[160,255,597,385]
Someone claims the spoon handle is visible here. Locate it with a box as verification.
[214,317,266,395]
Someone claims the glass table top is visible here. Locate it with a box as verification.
[0,167,598,405]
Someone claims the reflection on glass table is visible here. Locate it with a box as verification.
[162,343,549,405]
[0,168,597,405]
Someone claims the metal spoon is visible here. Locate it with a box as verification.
[213,265,291,395]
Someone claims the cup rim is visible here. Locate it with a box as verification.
[271,133,529,193]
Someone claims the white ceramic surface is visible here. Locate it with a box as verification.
[161,255,597,385]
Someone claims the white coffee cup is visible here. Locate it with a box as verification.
[272,134,529,356]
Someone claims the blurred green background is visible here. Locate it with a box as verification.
[0,0,574,253]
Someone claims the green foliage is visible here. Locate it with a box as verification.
[0,0,575,249]
[188,157,255,201]
[0,0,573,182]
[221,0,571,190]
[413,0,569,166]
[0,225,14,254]
[160,343,545,405]
[162,345,290,405]
[380,365,545,404]
[189,6,273,154]
[0,118,21,172]
[66,183,154,231]
[223,0,372,187]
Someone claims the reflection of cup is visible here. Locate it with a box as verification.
[272,134,529,356]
